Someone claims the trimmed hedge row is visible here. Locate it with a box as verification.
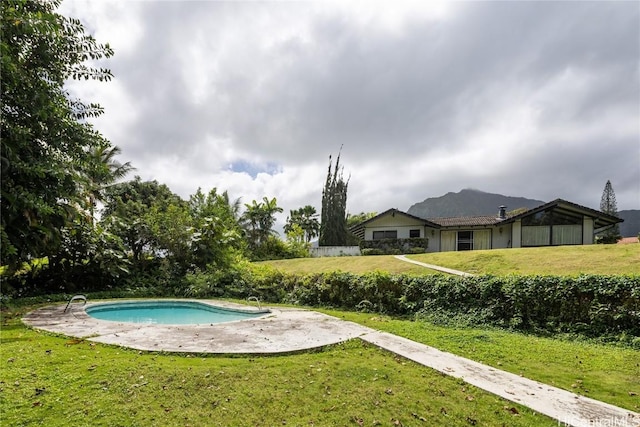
[224,270,640,340]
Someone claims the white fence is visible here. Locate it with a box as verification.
[310,246,361,257]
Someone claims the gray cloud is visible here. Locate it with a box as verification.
[62,0,639,217]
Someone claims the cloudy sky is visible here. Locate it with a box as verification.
[60,0,639,230]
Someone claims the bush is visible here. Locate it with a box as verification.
[361,248,385,256]
[196,269,640,343]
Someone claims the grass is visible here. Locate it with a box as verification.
[261,245,639,276]
[320,309,640,412]
[257,254,436,276]
[3,245,638,425]
[407,245,640,276]
[2,303,639,426]
[1,305,556,427]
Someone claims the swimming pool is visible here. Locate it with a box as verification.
[86,300,269,325]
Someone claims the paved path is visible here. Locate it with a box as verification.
[361,331,638,427]
[394,254,475,276]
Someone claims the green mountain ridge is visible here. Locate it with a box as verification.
[406,189,544,218]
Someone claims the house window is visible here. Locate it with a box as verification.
[409,229,420,238]
[373,230,398,240]
[457,231,473,251]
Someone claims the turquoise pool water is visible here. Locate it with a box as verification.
[86,301,267,325]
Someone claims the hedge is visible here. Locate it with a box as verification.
[225,269,640,341]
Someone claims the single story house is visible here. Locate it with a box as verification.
[350,199,623,252]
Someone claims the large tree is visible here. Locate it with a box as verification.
[1,0,114,270]
[598,180,621,243]
[319,152,349,246]
[101,177,182,262]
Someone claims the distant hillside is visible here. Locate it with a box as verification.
[407,189,545,218]
[619,210,640,237]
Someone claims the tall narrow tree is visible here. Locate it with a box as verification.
[599,180,621,243]
[319,151,349,246]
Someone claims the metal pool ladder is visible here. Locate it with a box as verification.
[246,296,262,310]
[64,295,87,313]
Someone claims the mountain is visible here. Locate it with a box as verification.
[619,210,640,237]
[407,189,546,218]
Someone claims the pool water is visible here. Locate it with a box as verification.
[86,301,267,325]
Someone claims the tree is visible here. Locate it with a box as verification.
[240,197,284,260]
[345,211,377,245]
[83,143,134,224]
[241,197,283,250]
[319,152,349,246]
[1,0,114,271]
[284,205,320,243]
[187,188,244,269]
[284,223,310,258]
[598,180,621,243]
[101,177,182,262]
[346,212,377,228]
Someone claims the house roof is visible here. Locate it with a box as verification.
[503,198,623,229]
[348,208,441,239]
[428,215,507,228]
[349,198,623,235]
[351,208,442,229]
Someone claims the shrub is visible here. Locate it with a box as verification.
[203,269,640,343]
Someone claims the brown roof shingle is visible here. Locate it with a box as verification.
[428,215,505,227]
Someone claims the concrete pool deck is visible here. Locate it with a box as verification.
[23,300,639,427]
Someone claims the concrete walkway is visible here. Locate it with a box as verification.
[360,331,638,427]
[394,254,475,276]
[23,300,638,427]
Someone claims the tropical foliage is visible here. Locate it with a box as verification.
[284,205,320,243]
[1,0,114,271]
[240,196,284,259]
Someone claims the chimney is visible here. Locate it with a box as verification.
[498,205,507,220]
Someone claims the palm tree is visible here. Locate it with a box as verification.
[241,197,283,249]
[84,143,135,224]
[285,205,320,243]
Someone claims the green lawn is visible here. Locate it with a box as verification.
[258,254,437,276]
[261,245,639,276]
[3,245,638,425]
[2,303,638,426]
[1,305,555,427]
[407,245,640,275]
[320,309,640,412]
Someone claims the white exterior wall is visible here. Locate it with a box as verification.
[583,217,594,244]
[364,214,427,240]
[311,246,361,257]
[426,228,440,252]
[511,220,522,248]
[491,224,512,249]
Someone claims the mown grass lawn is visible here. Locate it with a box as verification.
[320,309,640,413]
[3,245,639,425]
[407,244,640,276]
[2,302,639,426]
[1,306,556,427]
[258,254,436,276]
[261,244,639,276]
